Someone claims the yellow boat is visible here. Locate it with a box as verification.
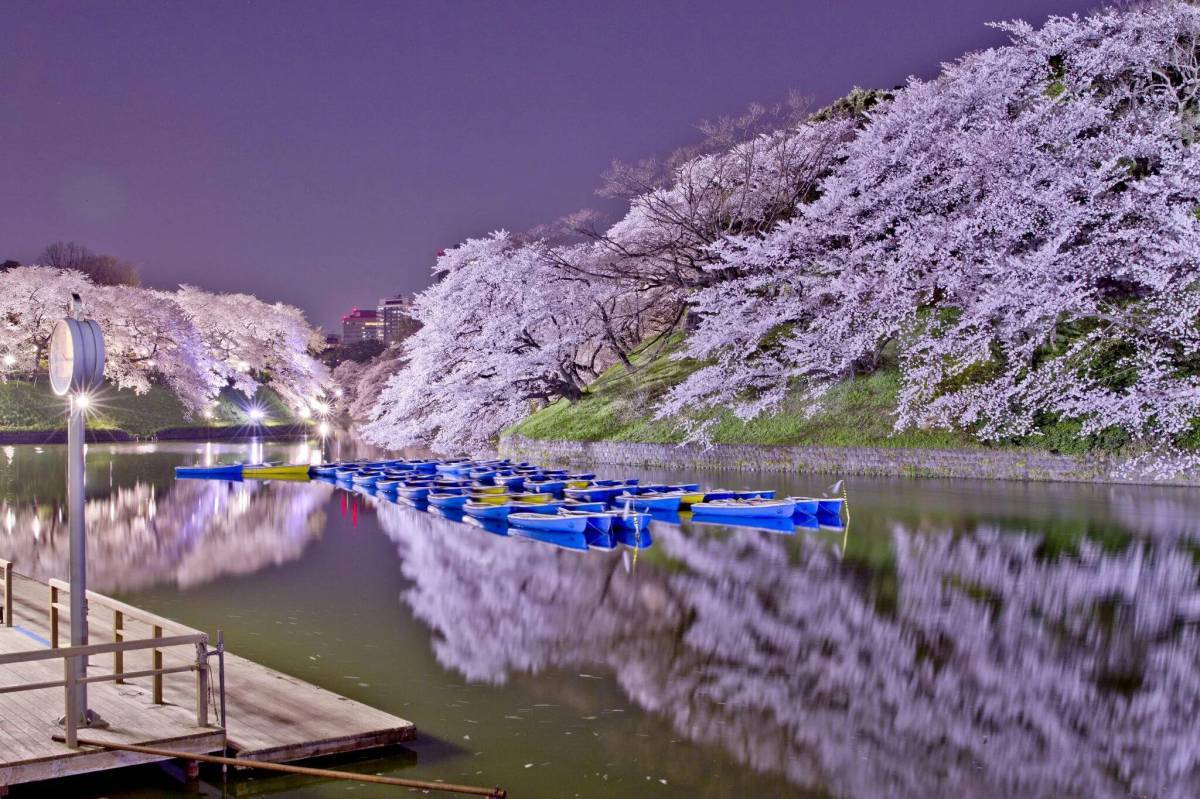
[243,464,312,479]
[678,491,706,506]
[507,492,551,504]
[565,479,591,490]
[468,492,511,505]
[471,484,508,495]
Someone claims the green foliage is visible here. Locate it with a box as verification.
[808,87,894,124]
[507,339,974,449]
[0,379,303,437]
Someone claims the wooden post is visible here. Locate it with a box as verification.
[63,655,77,748]
[49,584,59,648]
[152,624,163,704]
[2,560,11,627]
[113,610,124,684]
[195,641,209,727]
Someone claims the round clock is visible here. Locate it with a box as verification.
[49,318,106,396]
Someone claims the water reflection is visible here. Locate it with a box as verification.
[2,442,1199,797]
[372,490,1200,798]
[1,478,333,592]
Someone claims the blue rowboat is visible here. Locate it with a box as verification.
[562,500,607,513]
[352,472,380,486]
[670,483,701,492]
[787,497,820,516]
[612,513,653,548]
[375,478,402,492]
[691,514,796,534]
[175,463,244,479]
[333,467,359,481]
[818,498,845,516]
[701,490,736,501]
[464,501,512,520]
[594,478,638,487]
[494,475,525,490]
[637,484,672,494]
[612,510,651,531]
[397,485,431,500]
[583,524,617,550]
[794,515,820,531]
[614,492,682,512]
[563,486,617,503]
[428,492,469,509]
[733,490,776,500]
[510,500,565,514]
[310,463,341,477]
[526,479,566,494]
[428,505,465,523]
[561,509,613,533]
[462,515,509,536]
[509,512,589,535]
[689,499,796,518]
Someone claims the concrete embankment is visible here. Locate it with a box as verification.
[498,434,1196,487]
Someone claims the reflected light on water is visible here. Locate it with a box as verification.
[3,441,1200,798]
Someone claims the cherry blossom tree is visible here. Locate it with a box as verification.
[661,2,1200,465]
[363,232,629,452]
[174,286,328,411]
[0,266,90,377]
[1,266,326,416]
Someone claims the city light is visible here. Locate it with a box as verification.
[297,407,311,420]
[74,393,91,411]
[333,388,343,398]
[2,354,15,367]
[248,407,265,423]
[313,401,329,415]
[318,421,330,437]
[202,408,214,419]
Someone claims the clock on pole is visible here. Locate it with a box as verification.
[49,293,109,731]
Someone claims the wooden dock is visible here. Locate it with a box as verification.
[0,560,414,790]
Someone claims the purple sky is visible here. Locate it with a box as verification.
[2,0,1099,331]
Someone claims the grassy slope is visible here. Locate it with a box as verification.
[507,340,976,449]
[0,380,301,437]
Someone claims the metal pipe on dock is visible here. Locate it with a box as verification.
[51,735,507,798]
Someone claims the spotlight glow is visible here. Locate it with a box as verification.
[318,421,330,437]
[202,408,214,420]
[298,407,311,420]
[248,407,265,423]
[74,393,91,410]
[313,401,329,415]
[334,388,343,398]
[2,354,14,367]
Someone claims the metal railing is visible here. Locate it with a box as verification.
[0,568,213,748]
[1,558,11,627]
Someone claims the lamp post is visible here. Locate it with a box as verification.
[48,293,106,728]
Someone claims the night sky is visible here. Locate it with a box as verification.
[2,0,1099,331]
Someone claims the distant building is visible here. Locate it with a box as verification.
[377,295,420,346]
[341,308,382,344]
[324,333,340,347]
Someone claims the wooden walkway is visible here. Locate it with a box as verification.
[0,564,414,789]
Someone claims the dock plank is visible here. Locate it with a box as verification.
[0,568,415,789]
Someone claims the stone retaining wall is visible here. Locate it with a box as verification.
[498,435,1198,487]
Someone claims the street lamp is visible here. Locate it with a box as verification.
[48,293,107,731]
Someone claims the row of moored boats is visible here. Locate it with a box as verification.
[176,456,847,552]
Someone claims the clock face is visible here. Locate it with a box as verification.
[49,320,76,396]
